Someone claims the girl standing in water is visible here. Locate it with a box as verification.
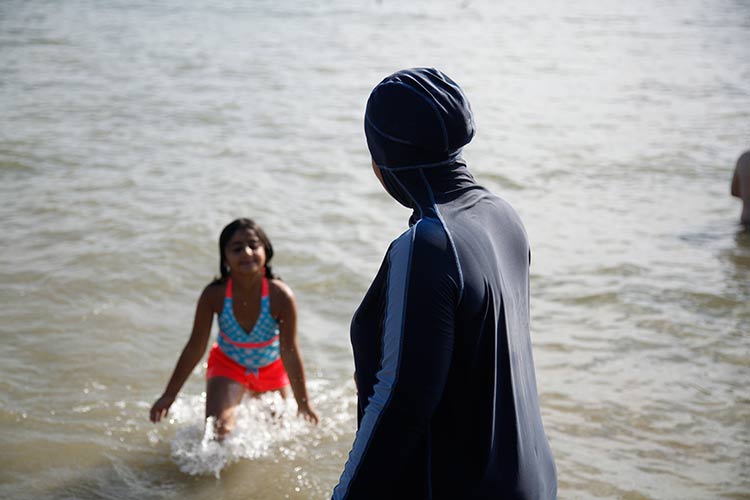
[150,218,319,438]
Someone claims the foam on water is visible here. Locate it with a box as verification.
[172,396,300,478]
[146,379,357,480]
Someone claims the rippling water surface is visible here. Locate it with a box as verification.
[1,1,748,498]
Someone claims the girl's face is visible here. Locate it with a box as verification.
[224,228,266,277]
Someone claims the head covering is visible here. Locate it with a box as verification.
[365,68,476,170]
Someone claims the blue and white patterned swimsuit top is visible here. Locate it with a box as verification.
[217,277,281,373]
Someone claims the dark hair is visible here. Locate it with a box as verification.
[214,218,278,284]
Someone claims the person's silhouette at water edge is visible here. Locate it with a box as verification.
[731,150,750,227]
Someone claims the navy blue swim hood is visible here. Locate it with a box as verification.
[365,67,475,170]
[365,68,478,214]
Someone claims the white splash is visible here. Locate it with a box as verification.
[167,392,312,478]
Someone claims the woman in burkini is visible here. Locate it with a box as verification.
[150,218,319,437]
[332,68,556,499]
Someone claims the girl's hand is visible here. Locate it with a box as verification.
[297,401,320,425]
[150,394,175,423]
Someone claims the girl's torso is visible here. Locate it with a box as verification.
[216,277,281,371]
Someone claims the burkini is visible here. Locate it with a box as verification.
[334,68,557,500]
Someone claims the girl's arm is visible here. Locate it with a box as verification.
[149,285,216,423]
[275,281,320,424]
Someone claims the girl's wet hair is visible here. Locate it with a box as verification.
[215,218,278,283]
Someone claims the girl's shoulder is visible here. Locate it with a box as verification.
[200,280,226,312]
[269,278,294,300]
[268,278,295,312]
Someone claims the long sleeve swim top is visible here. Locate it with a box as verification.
[332,162,557,499]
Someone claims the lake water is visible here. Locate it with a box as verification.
[1,1,748,498]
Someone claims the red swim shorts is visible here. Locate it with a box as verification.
[206,343,290,392]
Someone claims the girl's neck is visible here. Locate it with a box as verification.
[230,271,263,292]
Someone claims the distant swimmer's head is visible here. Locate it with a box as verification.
[733,150,750,226]
[217,218,276,281]
[737,150,750,170]
[364,67,475,170]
